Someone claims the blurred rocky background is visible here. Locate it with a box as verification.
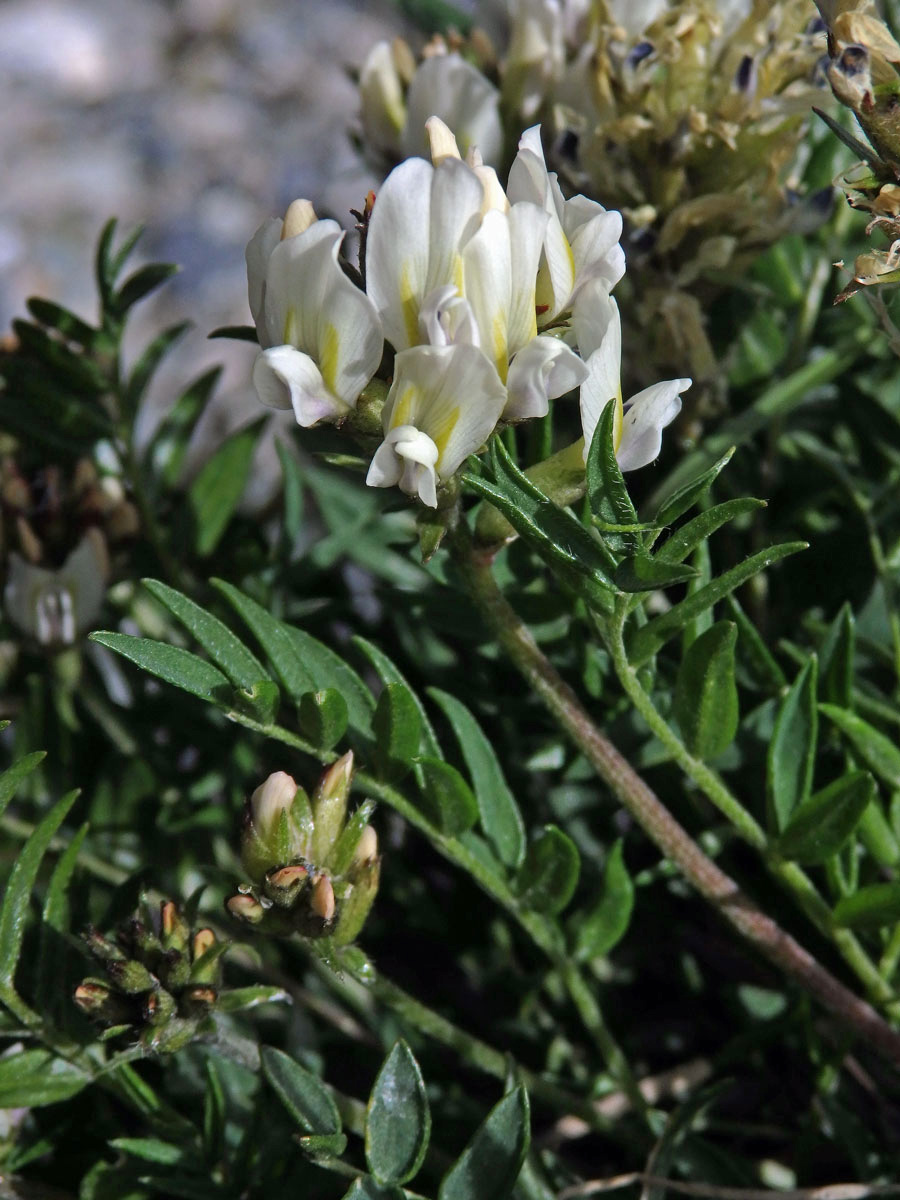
[1,0,411,469]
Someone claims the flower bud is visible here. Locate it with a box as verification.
[334,857,381,947]
[192,928,216,960]
[160,900,191,953]
[311,752,353,865]
[142,987,176,1026]
[74,980,133,1024]
[107,959,157,996]
[282,199,318,240]
[180,984,218,1017]
[243,771,310,882]
[159,948,190,993]
[250,771,298,836]
[265,863,310,908]
[310,874,336,923]
[352,824,378,868]
[226,893,266,925]
[83,926,127,966]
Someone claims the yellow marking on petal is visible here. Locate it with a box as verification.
[453,255,464,296]
[283,308,299,345]
[492,314,508,383]
[400,265,420,347]
[613,388,624,451]
[391,385,418,430]
[319,324,340,393]
[429,406,460,464]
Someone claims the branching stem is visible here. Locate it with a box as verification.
[447,525,900,1066]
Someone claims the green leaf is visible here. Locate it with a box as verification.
[26,297,97,346]
[427,688,525,869]
[298,689,349,751]
[298,1132,348,1160]
[777,771,874,865]
[203,1059,226,1166]
[352,636,442,757]
[276,439,305,545]
[373,683,423,779]
[439,1086,530,1200]
[143,579,270,690]
[211,580,315,699]
[37,822,89,1013]
[833,883,900,929]
[147,366,221,487]
[124,321,190,413]
[208,324,259,342]
[820,603,854,709]
[89,633,229,703]
[725,594,787,691]
[366,1040,431,1186]
[674,621,739,759]
[585,399,637,552]
[397,0,474,36]
[261,1047,341,1135]
[515,826,580,915]
[189,422,262,557]
[655,498,766,565]
[216,985,291,1012]
[465,441,616,611]
[416,759,479,835]
[651,447,735,528]
[113,262,180,314]
[819,704,900,792]
[341,1181,403,1200]
[627,541,806,666]
[767,657,818,833]
[0,1049,89,1107]
[573,839,634,960]
[0,750,46,821]
[285,627,375,740]
[0,788,79,993]
[109,1139,185,1166]
[613,553,698,593]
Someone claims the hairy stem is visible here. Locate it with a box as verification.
[448,527,900,1066]
[601,611,891,1005]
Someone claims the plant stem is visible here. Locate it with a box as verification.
[448,526,900,1066]
[602,612,891,1006]
[323,948,623,1134]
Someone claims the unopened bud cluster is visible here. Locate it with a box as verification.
[227,752,380,946]
[74,899,224,1053]
[0,452,138,649]
[813,1,900,303]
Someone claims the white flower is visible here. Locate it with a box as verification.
[365,118,588,421]
[359,43,503,166]
[507,126,626,324]
[246,202,383,427]
[403,54,503,166]
[574,280,690,470]
[503,0,593,118]
[366,344,507,507]
[4,529,109,647]
[359,40,409,157]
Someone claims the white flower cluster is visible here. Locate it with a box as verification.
[246,118,689,508]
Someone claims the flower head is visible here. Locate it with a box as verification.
[246,201,383,427]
